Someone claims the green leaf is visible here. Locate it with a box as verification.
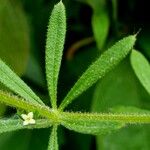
[91,61,149,149]
[0,59,44,105]
[62,120,124,135]
[0,0,30,76]
[130,50,150,95]
[92,9,109,50]
[61,112,124,135]
[80,0,109,49]
[61,111,150,135]
[47,126,58,150]
[0,118,51,134]
[99,125,150,150]
[0,0,31,116]
[59,35,136,110]
[91,60,150,149]
[96,106,150,150]
[46,1,66,109]
[91,59,140,112]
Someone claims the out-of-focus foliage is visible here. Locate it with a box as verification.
[0,0,30,75]
[0,0,30,115]
[131,50,150,95]
[80,0,110,50]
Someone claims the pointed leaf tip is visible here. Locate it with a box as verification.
[59,35,136,110]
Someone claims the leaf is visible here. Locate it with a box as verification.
[47,126,58,150]
[0,0,30,116]
[96,106,150,150]
[0,59,44,105]
[46,1,66,109]
[61,112,124,135]
[99,125,150,150]
[80,0,109,50]
[91,59,150,149]
[0,118,51,134]
[59,35,136,110]
[91,60,150,149]
[61,110,150,135]
[62,120,124,135]
[91,59,140,112]
[130,50,150,95]
[92,8,109,50]
[61,111,150,135]
[0,0,30,75]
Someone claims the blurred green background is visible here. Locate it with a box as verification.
[0,0,150,149]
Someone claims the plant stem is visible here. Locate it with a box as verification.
[61,112,150,124]
[0,91,60,124]
[1,91,150,125]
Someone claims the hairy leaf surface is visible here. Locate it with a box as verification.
[0,119,51,134]
[0,59,44,105]
[48,126,58,150]
[61,112,124,135]
[59,35,136,110]
[46,1,66,108]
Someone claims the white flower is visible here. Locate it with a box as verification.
[21,112,36,126]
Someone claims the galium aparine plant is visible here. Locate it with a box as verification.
[0,1,150,150]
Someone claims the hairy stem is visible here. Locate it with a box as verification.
[1,91,150,125]
[0,91,60,124]
[61,112,150,124]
